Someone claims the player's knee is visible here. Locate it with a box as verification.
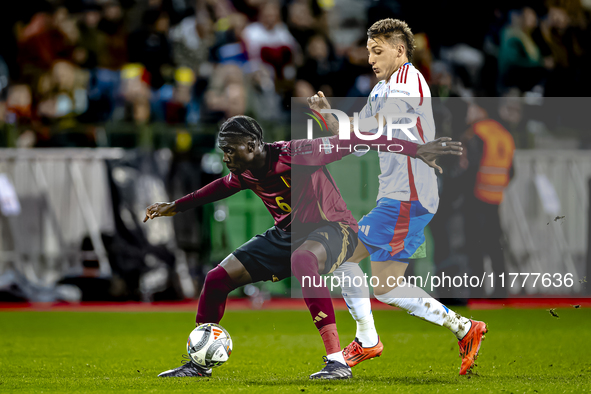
[375,291,400,306]
[291,249,321,274]
[375,284,411,308]
[374,292,388,304]
[205,265,225,280]
[203,265,235,290]
[373,275,403,297]
[373,286,392,298]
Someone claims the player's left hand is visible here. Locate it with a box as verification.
[415,137,462,174]
[307,91,331,112]
[143,202,177,222]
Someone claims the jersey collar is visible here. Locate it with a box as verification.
[388,63,412,85]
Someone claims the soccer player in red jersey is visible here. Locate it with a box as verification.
[145,115,461,379]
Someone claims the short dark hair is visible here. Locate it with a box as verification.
[219,115,264,143]
[367,19,416,62]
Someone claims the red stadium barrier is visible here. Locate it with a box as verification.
[0,297,590,312]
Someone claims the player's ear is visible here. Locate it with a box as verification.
[247,139,256,152]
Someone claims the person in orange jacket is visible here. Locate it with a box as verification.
[460,99,515,298]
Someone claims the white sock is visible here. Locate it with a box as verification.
[375,283,472,340]
[333,262,379,347]
[442,310,472,340]
[327,351,348,366]
[355,313,378,347]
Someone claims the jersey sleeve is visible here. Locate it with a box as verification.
[278,138,347,166]
[174,174,242,212]
[281,134,418,166]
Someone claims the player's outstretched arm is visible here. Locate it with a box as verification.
[144,202,177,222]
[143,175,242,223]
[287,133,417,166]
[416,137,463,174]
[287,132,461,170]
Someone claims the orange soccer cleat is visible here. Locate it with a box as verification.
[342,337,383,367]
[458,320,488,375]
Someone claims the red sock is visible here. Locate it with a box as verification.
[195,265,237,325]
[291,249,340,354]
[319,324,341,355]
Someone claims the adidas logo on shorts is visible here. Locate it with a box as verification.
[359,225,370,236]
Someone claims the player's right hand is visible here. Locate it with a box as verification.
[143,202,177,222]
[416,137,463,174]
[307,91,331,112]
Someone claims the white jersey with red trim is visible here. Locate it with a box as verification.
[358,63,439,213]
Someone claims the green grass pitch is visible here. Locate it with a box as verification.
[1,307,591,393]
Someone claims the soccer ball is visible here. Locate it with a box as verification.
[186,323,233,368]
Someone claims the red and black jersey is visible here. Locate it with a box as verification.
[174,134,418,233]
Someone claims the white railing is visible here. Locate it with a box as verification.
[500,150,591,294]
[0,149,124,284]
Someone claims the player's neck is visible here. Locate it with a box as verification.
[249,146,268,178]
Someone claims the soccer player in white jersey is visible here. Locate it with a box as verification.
[308,18,488,375]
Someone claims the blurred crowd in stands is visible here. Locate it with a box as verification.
[0,0,590,148]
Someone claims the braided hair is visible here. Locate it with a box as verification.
[219,115,264,143]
